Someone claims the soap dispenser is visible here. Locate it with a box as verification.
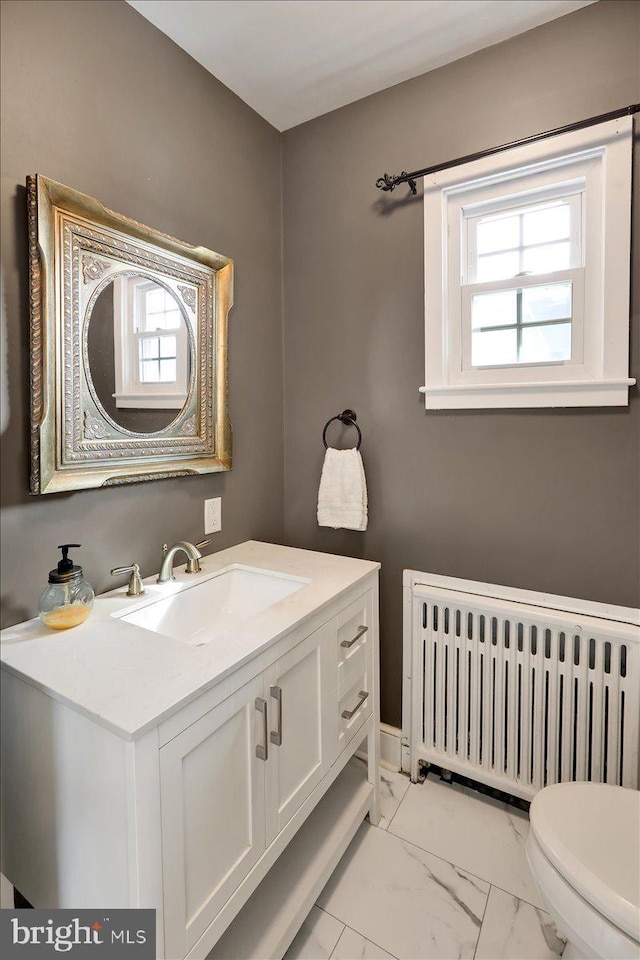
[39,544,95,630]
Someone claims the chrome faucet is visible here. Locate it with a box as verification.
[157,539,211,583]
[111,561,145,597]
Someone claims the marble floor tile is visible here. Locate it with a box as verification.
[475,887,566,960]
[317,822,489,959]
[378,767,411,829]
[388,777,545,908]
[352,756,410,829]
[284,905,345,960]
[506,803,533,841]
[330,926,396,960]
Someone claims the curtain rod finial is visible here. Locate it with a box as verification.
[376,173,396,192]
[376,172,417,195]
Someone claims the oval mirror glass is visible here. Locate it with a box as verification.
[86,276,192,434]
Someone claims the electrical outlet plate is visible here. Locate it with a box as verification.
[204,497,222,534]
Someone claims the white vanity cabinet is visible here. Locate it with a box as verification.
[161,623,335,959]
[0,543,380,960]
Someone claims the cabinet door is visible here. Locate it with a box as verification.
[264,625,332,843]
[160,675,267,960]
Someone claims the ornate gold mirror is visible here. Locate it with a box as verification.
[28,175,233,494]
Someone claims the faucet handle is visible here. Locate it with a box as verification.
[111,562,145,597]
[185,539,211,575]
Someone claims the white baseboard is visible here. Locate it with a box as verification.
[357,723,402,771]
[379,723,402,771]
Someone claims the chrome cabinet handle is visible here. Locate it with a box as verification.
[255,698,268,761]
[270,685,282,746]
[341,624,368,649]
[341,690,369,720]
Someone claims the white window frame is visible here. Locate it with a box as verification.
[464,189,584,284]
[460,187,584,374]
[460,269,584,373]
[112,276,191,409]
[423,116,634,409]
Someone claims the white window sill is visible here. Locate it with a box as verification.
[419,378,636,410]
[114,393,186,410]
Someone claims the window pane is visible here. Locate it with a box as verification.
[140,359,160,383]
[476,250,520,282]
[472,329,517,367]
[159,335,177,358]
[159,310,182,330]
[522,283,572,324]
[145,289,164,314]
[476,215,519,255]
[141,337,160,359]
[522,241,570,274]
[159,359,177,382]
[520,323,571,363]
[522,204,570,246]
[471,290,517,329]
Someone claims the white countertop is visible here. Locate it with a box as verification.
[0,541,379,741]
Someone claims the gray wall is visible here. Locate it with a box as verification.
[2,0,639,729]
[282,0,640,726]
[0,0,284,625]
[85,284,118,427]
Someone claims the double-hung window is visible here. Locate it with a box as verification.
[423,116,633,408]
[113,276,191,410]
[464,191,582,369]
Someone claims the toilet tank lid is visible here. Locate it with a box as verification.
[529,782,640,940]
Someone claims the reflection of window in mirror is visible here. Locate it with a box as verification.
[113,276,190,409]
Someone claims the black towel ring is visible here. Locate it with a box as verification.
[322,409,362,451]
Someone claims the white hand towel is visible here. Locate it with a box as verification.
[317,448,368,531]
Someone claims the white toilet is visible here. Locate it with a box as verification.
[526,781,640,960]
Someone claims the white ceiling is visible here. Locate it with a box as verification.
[127,0,596,131]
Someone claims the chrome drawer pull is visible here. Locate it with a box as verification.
[270,684,282,746]
[341,690,369,720]
[255,697,268,761]
[341,624,368,649]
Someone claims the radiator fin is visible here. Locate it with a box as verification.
[410,592,639,800]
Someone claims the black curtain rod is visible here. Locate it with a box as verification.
[375,103,639,195]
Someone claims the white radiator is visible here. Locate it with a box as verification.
[402,572,640,800]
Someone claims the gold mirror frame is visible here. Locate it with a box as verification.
[28,175,233,494]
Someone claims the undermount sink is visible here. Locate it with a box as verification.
[116,565,309,646]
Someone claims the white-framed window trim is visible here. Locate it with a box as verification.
[422,116,634,409]
[113,276,190,410]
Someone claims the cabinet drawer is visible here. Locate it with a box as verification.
[337,670,372,755]
[337,592,372,690]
